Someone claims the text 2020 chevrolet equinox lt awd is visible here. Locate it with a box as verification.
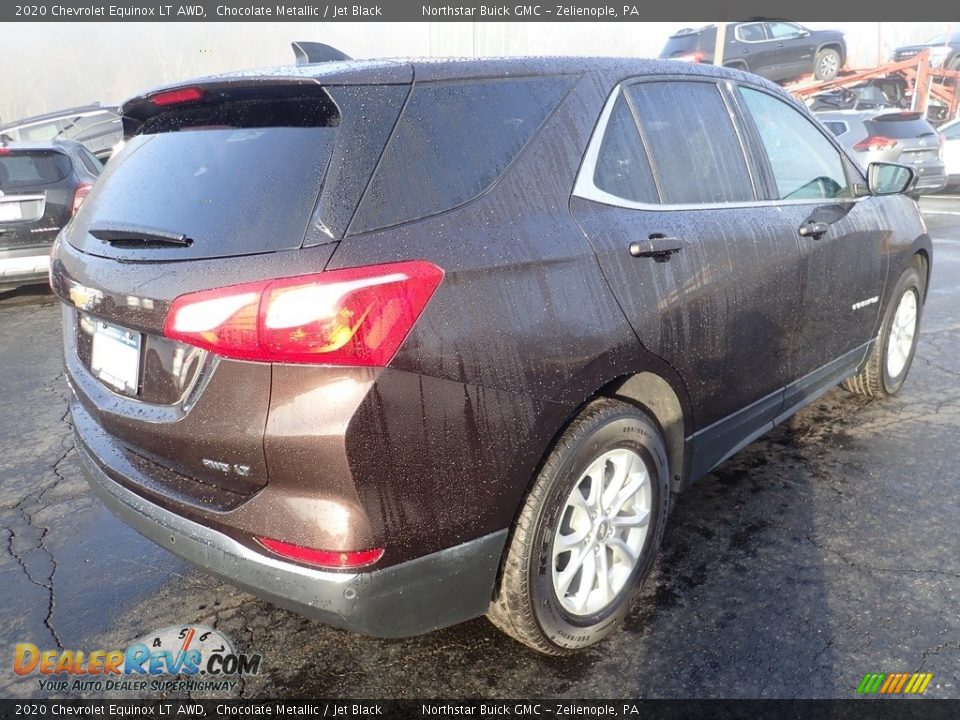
[53,58,931,654]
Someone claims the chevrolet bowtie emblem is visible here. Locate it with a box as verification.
[69,284,103,311]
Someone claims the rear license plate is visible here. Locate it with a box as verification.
[0,203,22,222]
[90,321,141,394]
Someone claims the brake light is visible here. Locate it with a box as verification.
[163,260,444,366]
[0,148,10,155]
[72,183,92,216]
[853,136,899,152]
[673,52,705,63]
[149,86,204,106]
[256,537,384,569]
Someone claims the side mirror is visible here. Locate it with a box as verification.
[798,30,810,38]
[867,162,915,195]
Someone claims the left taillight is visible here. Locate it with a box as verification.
[163,260,444,366]
[72,183,93,216]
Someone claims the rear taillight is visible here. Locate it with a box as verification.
[853,136,899,152]
[256,537,384,569]
[72,183,93,216]
[163,260,444,366]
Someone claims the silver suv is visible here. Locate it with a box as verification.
[816,109,947,195]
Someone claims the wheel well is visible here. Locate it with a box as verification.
[601,373,686,495]
[913,250,930,301]
[818,43,844,63]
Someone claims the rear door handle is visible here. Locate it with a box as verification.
[629,235,684,262]
[798,220,830,240]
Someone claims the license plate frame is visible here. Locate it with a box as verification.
[90,320,142,395]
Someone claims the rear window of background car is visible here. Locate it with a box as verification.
[864,114,937,140]
[0,151,71,188]
[740,87,850,200]
[348,76,574,235]
[626,81,755,205]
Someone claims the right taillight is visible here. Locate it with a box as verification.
[853,135,899,152]
[72,183,93,216]
[163,260,444,366]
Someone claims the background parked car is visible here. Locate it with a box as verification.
[892,31,960,73]
[940,118,960,190]
[816,109,947,195]
[808,78,908,112]
[0,104,122,162]
[0,139,101,291]
[660,21,846,82]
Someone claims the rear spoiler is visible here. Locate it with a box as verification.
[292,42,352,65]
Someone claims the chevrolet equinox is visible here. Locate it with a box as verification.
[52,58,931,654]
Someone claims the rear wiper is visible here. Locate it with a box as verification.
[90,223,193,247]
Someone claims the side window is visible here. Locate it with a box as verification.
[626,81,755,205]
[350,76,573,235]
[943,123,960,140]
[740,87,850,200]
[737,23,767,42]
[767,22,803,40]
[592,93,658,204]
[822,121,848,137]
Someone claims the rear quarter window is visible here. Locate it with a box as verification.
[822,121,849,137]
[348,76,573,235]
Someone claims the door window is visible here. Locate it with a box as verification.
[626,81,755,205]
[736,23,767,42]
[740,87,851,200]
[767,22,804,40]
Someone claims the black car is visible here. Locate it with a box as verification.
[0,140,101,291]
[808,78,909,112]
[892,31,960,73]
[661,21,846,82]
[0,104,123,161]
[53,58,929,655]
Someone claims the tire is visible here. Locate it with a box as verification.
[487,398,670,654]
[842,264,924,398]
[813,48,842,81]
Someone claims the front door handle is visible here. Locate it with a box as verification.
[629,235,684,262]
[798,220,830,240]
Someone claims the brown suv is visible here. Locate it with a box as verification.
[52,58,931,654]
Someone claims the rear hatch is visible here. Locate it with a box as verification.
[864,112,943,169]
[54,75,410,498]
[659,27,713,60]
[0,147,75,251]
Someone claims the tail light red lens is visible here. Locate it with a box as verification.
[72,183,93,216]
[163,260,444,366]
[853,136,899,152]
[256,537,384,569]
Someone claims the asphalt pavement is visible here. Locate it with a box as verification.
[1,197,959,699]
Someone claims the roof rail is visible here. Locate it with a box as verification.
[291,42,352,65]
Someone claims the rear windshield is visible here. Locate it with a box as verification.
[0,150,71,189]
[661,31,709,57]
[864,114,937,139]
[82,96,337,257]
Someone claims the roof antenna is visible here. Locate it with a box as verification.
[292,42,352,65]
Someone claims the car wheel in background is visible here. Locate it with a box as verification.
[843,263,924,398]
[487,398,670,654]
[814,48,842,81]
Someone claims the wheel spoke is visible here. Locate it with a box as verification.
[607,537,638,566]
[554,526,589,557]
[556,546,590,595]
[596,547,611,607]
[610,472,648,516]
[611,508,650,529]
[571,550,597,612]
[601,453,630,510]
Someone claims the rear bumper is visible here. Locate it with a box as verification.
[0,252,49,290]
[73,399,508,638]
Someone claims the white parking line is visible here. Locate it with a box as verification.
[932,237,960,245]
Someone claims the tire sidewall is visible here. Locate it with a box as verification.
[879,267,923,394]
[527,410,670,650]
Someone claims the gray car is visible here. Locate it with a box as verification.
[816,109,947,195]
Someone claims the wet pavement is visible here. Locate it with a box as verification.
[1,198,959,699]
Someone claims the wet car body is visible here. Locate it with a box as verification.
[1,140,100,291]
[52,58,932,643]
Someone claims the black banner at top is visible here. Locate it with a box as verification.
[3,0,960,22]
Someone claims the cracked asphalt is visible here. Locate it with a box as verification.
[1,198,958,700]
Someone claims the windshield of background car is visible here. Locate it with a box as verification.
[0,150,71,189]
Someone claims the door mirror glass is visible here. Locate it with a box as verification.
[868,162,914,195]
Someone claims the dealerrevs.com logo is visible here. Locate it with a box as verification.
[14,625,262,693]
